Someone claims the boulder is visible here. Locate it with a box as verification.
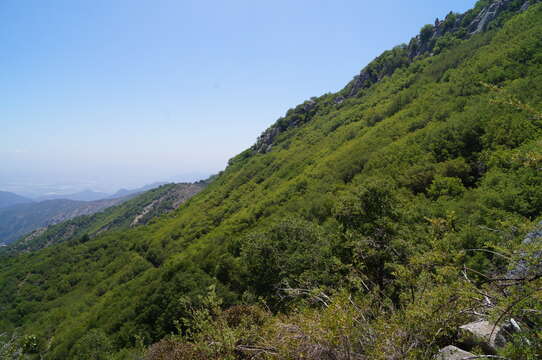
[507,220,542,280]
[459,320,507,353]
[520,1,531,11]
[434,345,475,360]
[521,0,541,12]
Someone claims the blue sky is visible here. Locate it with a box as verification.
[1,0,475,195]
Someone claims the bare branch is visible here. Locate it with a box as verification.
[465,248,513,261]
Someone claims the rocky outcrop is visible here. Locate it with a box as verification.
[346,0,534,99]
[253,127,281,154]
[347,67,380,98]
[507,220,542,280]
[254,0,537,154]
[252,99,318,154]
[459,320,508,354]
[469,0,541,33]
[437,220,542,358]
[130,183,204,227]
[470,0,509,34]
[436,319,516,358]
[434,345,474,360]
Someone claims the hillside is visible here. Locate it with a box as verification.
[0,191,32,209]
[1,1,541,359]
[0,197,131,245]
[3,182,205,254]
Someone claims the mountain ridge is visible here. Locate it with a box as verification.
[0,191,32,209]
[0,182,196,246]
[3,182,205,254]
[0,197,130,245]
[252,0,541,155]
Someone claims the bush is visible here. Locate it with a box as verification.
[428,176,465,199]
[420,24,434,42]
[70,329,113,360]
[241,219,337,300]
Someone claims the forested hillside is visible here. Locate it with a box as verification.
[1,183,205,255]
[1,1,541,359]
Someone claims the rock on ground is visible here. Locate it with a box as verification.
[459,320,507,354]
[435,345,475,360]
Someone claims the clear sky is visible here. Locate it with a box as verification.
[0,0,476,196]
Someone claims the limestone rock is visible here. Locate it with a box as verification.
[459,320,507,353]
[470,0,506,34]
[434,345,474,360]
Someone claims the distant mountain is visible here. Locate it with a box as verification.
[0,183,184,245]
[0,191,33,209]
[36,189,110,202]
[0,196,130,245]
[5,183,205,253]
[32,183,169,202]
[107,182,168,199]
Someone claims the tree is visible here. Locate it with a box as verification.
[71,329,113,360]
[420,24,434,42]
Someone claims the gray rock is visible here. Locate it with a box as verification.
[434,345,475,360]
[469,0,535,34]
[459,320,508,353]
[252,98,321,153]
[507,220,542,280]
[522,221,542,245]
[334,96,345,105]
[348,68,378,97]
[345,0,532,98]
[303,99,316,112]
[253,0,536,150]
[253,126,281,154]
[520,0,541,12]
[470,1,503,34]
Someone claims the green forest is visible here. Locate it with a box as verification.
[1,1,542,359]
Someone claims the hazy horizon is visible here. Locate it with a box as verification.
[0,171,210,198]
[1,0,475,196]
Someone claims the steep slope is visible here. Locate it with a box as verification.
[4,182,205,254]
[0,191,32,209]
[1,1,542,359]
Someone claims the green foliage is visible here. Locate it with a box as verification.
[420,24,434,42]
[1,183,203,254]
[1,2,542,359]
[240,219,338,301]
[428,176,466,199]
[71,329,113,360]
